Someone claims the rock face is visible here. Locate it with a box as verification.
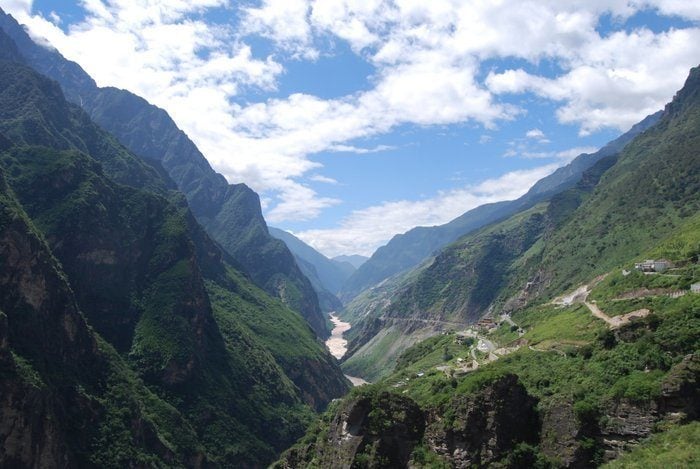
[278,392,425,468]
[278,375,542,468]
[426,374,540,467]
[0,9,329,339]
[598,353,700,462]
[0,173,188,467]
[0,41,348,465]
[599,400,659,461]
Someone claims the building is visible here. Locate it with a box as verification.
[691,282,700,293]
[634,259,672,273]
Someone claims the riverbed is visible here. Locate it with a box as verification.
[325,313,368,386]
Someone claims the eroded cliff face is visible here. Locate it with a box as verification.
[277,375,541,468]
[0,175,198,467]
[278,391,424,469]
[425,374,540,467]
[278,362,699,468]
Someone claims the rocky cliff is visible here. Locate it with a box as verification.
[0,9,329,339]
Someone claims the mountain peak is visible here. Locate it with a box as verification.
[664,64,700,117]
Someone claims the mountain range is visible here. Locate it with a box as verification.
[0,10,330,340]
[277,64,700,468]
[0,11,348,467]
[339,66,698,382]
[0,6,698,468]
[338,111,661,303]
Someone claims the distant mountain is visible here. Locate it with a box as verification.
[269,227,357,312]
[279,66,700,468]
[333,254,368,269]
[0,30,348,467]
[340,64,700,382]
[338,111,661,303]
[0,9,329,339]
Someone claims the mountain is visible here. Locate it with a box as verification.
[0,9,329,339]
[0,43,348,466]
[269,227,356,312]
[333,254,368,269]
[340,64,700,382]
[276,65,700,469]
[338,111,661,303]
[0,165,209,467]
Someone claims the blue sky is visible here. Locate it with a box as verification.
[3,0,699,256]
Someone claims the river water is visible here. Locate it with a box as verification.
[325,313,368,386]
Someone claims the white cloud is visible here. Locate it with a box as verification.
[525,128,551,144]
[0,0,31,17]
[506,145,599,161]
[242,0,317,59]
[486,27,700,134]
[526,129,545,139]
[328,144,396,154]
[6,0,700,225]
[294,164,559,257]
[309,174,338,184]
[266,182,340,223]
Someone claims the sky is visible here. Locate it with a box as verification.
[2,0,699,257]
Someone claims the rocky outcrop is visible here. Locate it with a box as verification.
[278,392,424,468]
[278,375,543,468]
[426,374,540,467]
[540,401,585,467]
[599,399,658,461]
[658,353,699,419]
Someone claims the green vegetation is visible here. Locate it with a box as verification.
[603,421,700,468]
[517,304,605,347]
[341,326,406,381]
[391,203,548,323]
[0,53,347,467]
[283,274,699,466]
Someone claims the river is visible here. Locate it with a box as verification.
[325,313,369,386]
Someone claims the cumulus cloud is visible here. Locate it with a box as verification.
[525,128,551,144]
[294,164,559,257]
[486,27,700,134]
[5,0,700,250]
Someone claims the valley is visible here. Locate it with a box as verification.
[0,3,698,469]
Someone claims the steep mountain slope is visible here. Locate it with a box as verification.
[277,66,700,469]
[0,168,210,467]
[270,227,355,311]
[0,9,329,339]
[269,227,355,294]
[341,65,700,382]
[339,112,660,302]
[281,277,699,467]
[0,56,348,465]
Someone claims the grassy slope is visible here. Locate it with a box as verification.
[340,204,549,381]
[284,232,699,465]
[602,421,699,468]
